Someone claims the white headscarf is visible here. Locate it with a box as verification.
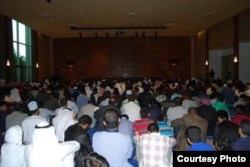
[0,126,26,167]
[10,88,21,103]
[53,108,78,142]
[25,121,80,167]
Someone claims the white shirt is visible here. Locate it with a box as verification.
[77,104,99,128]
[166,106,187,125]
[120,101,141,122]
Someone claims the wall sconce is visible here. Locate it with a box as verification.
[205,60,209,66]
[6,59,10,66]
[36,62,39,68]
[233,56,238,63]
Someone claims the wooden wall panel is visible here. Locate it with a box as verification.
[53,37,191,81]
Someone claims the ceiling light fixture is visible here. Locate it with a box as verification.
[70,26,167,31]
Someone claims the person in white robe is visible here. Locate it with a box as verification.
[0,125,26,167]
[25,121,80,167]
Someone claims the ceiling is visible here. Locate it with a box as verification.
[1,0,250,39]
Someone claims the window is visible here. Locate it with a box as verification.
[12,19,32,82]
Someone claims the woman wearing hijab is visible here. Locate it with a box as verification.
[25,121,80,167]
[0,125,26,167]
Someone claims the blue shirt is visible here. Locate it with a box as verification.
[92,131,133,167]
[158,121,173,137]
[188,142,214,151]
[232,137,250,151]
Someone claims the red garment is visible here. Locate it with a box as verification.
[231,114,250,126]
[133,118,153,135]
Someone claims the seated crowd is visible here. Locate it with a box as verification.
[0,77,250,167]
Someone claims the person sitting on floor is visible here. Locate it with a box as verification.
[231,120,250,151]
[185,125,214,151]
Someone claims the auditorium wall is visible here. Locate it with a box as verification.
[53,37,191,81]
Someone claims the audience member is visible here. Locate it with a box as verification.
[197,97,217,137]
[21,101,46,144]
[94,104,120,131]
[5,104,28,130]
[76,87,90,110]
[133,108,153,136]
[120,90,141,122]
[231,120,250,150]
[156,114,173,137]
[0,101,8,145]
[53,108,78,142]
[166,97,187,125]
[92,108,133,167]
[0,125,26,167]
[65,115,93,167]
[77,101,99,128]
[25,121,80,167]
[171,107,208,150]
[185,126,214,151]
[43,92,59,111]
[213,110,239,146]
[82,152,110,167]
[118,114,134,140]
[134,123,176,166]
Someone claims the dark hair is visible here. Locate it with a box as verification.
[78,115,92,126]
[173,97,182,106]
[156,115,165,122]
[103,109,119,129]
[239,120,250,136]
[217,110,228,120]
[215,93,225,102]
[147,123,159,133]
[188,107,197,114]
[215,137,231,151]
[59,98,67,106]
[82,152,109,167]
[185,126,202,143]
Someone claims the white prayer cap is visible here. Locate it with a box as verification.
[28,101,38,111]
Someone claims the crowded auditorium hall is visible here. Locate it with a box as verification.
[1,1,250,167]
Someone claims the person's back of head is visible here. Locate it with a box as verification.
[156,114,165,122]
[27,101,39,115]
[147,123,159,133]
[185,126,202,144]
[78,115,92,129]
[173,97,182,106]
[188,107,198,115]
[239,120,250,137]
[217,110,228,122]
[59,98,67,107]
[103,109,119,129]
[215,92,225,102]
[82,152,110,167]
